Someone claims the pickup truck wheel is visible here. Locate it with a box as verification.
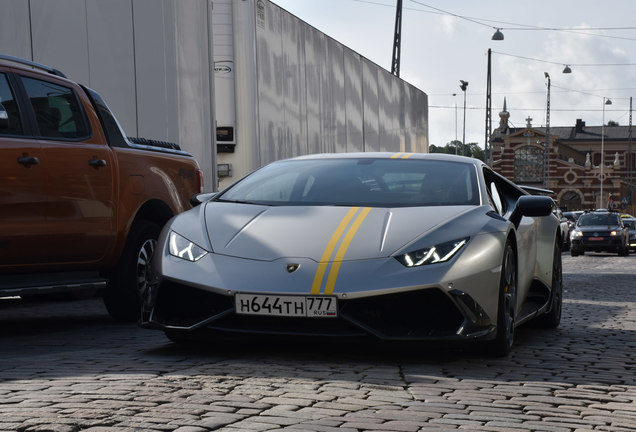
[104,220,161,322]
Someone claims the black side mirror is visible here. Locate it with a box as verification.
[510,195,554,228]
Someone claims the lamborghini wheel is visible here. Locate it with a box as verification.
[535,238,562,328]
[487,240,517,357]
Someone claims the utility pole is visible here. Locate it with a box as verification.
[629,97,633,183]
[390,0,402,77]
[485,49,492,166]
[544,72,551,190]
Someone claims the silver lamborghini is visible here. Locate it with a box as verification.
[140,153,563,356]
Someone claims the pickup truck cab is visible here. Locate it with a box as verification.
[0,54,203,321]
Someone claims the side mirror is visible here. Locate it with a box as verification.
[0,103,8,130]
[190,192,217,207]
[509,195,554,228]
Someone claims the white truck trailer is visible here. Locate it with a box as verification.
[0,0,428,191]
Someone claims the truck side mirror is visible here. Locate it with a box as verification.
[0,103,8,130]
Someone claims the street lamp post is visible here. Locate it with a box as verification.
[600,97,612,209]
[460,80,468,156]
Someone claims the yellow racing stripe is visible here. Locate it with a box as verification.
[390,152,413,159]
[311,207,360,295]
[324,207,372,295]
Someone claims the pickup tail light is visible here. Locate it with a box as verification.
[196,169,204,194]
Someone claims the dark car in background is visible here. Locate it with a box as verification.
[570,210,630,256]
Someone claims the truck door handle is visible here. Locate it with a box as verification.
[89,159,107,167]
[18,156,39,165]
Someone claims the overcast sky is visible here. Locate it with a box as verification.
[270,0,636,149]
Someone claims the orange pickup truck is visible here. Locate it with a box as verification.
[0,54,203,321]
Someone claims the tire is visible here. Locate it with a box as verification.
[535,239,562,329]
[103,220,161,322]
[486,240,517,357]
[570,248,581,257]
[618,243,629,256]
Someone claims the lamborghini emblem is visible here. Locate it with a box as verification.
[286,263,300,273]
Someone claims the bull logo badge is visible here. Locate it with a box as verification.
[286,263,300,273]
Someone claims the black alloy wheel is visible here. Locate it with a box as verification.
[535,238,562,328]
[487,240,517,357]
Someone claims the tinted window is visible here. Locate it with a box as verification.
[0,72,23,135]
[21,76,89,139]
[218,158,479,207]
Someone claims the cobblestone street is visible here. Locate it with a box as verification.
[1,254,635,432]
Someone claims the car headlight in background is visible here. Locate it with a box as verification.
[610,230,618,236]
[571,230,583,238]
[168,231,208,262]
[396,238,468,267]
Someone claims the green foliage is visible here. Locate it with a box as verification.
[429,140,485,162]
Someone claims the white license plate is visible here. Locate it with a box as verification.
[235,293,337,318]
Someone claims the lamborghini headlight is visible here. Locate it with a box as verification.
[395,238,468,267]
[168,231,208,262]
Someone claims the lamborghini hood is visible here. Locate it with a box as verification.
[203,202,475,261]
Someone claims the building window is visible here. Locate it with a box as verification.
[515,146,544,183]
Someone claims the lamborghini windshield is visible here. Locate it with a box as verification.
[217,158,480,207]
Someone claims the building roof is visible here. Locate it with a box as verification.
[494,118,634,143]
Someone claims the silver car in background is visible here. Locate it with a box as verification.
[621,215,636,251]
[141,153,562,356]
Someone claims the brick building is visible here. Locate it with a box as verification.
[491,99,636,214]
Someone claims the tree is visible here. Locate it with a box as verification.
[429,140,485,162]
